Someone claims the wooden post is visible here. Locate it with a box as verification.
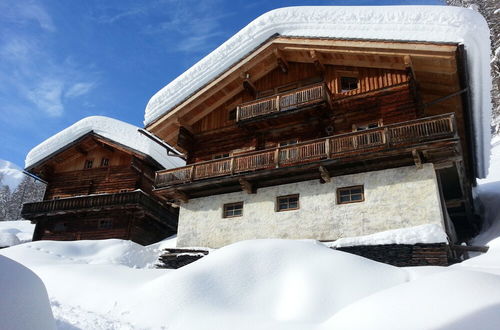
[189,165,195,181]
[276,95,280,112]
[319,166,331,183]
[236,106,240,122]
[274,148,280,168]
[230,157,235,175]
[239,178,254,194]
[412,149,423,169]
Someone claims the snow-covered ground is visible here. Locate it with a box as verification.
[0,220,35,247]
[2,236,500,330]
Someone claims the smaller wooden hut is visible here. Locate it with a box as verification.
[22,116,184,245]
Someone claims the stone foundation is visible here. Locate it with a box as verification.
[334,243,449,266]
[156,248,209,269]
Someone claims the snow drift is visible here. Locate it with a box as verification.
[0,255,55,330]
[3,236,500,329]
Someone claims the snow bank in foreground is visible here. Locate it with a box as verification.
[3,236,500,329]
[0,220,35,247]
[325,224,447,248]
[473,136,500,246]
[25,116,184,170]
[0,255,55,330]
[144,6,491,178]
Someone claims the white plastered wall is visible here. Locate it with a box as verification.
[177,164,445,248]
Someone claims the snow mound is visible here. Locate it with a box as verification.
[0,220,35,247]
[324,269,500,330]
[0,255,55,330]
[1,239,160,268]
[0,159,24,190]
[25,116,184,170]
[326,224,448,248]
[473,136,500,245]
[144,5,491,178]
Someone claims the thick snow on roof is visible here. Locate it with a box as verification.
[25,116,184,170]
[144,6,492,178]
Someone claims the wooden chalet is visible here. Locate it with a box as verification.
[22,117,181,245]
[143,6,492,255]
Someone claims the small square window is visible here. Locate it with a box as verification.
[337,186,364,204]
[228,109,237,121]
[340,76,359,92]
[276,194,300,212]
[84,159,93,169]
[100,158,109,167]
[98,220,113,229]
[223,202,243,218]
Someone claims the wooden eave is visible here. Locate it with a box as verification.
[145,36,462,151]
[28,132,164,179]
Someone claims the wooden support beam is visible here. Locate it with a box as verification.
[404,55,417,80]
[445,198,465,208]
[318,166,331,183]
[273,48,288,73]
[309,49,325,73]
[239,178,254,194]
[173,190,189,203]
[412,149,423,169]
[243,77,257,97]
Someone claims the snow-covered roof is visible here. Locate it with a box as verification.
[25,116,185,170]
[144,6,492,178]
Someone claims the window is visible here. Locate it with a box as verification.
[223,202,243,218]
[276,194,300,212]
[54,222,67,232]
[84,159,93,169]
[213,153,230,160]
[98,220,113,229]
[340,76,359,92]
[100,158,109,167]
[279,140,299,161]
[279,140,298,147]
[337,185,365,204]
[228,109,237,121]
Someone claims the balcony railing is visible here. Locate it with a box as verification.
[22,190,168,219]
[155,114,456,187]
[236,82,329,122]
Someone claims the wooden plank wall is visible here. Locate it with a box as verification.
[44,166,140,199]
[187,63,414,163]
[192,63,409,134]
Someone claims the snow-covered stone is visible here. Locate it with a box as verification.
[25,116,185,170]
[325,224,448,248]
[144,5,492,178]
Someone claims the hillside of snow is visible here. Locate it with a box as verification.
[0,160,24,190]
[0,220,35,247]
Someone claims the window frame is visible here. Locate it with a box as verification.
[276,194,300,212]
[98,219,113,229]
[337,185,365,204]
[339,76,359,93]
[84,159,94,169]
[100,158,110,167]
[223,202,244,218]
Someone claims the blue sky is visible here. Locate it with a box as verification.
[0,0,444,168]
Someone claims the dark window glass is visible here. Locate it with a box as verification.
[101,158,109,167]
[276,194,300,211]
[84,159,93,169]
[229,109,237,121]
[337,186,365,204]
[340,76,359,92]
[214,153,230,160]
[98,220,113,229]
[223,202,243,218]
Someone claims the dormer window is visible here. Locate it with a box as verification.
[84,159,93,169]
[340,76,359,92]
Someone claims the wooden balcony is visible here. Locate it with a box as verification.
[236,82,330,122]
[22,190,171,222]
[156,114,457,189]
